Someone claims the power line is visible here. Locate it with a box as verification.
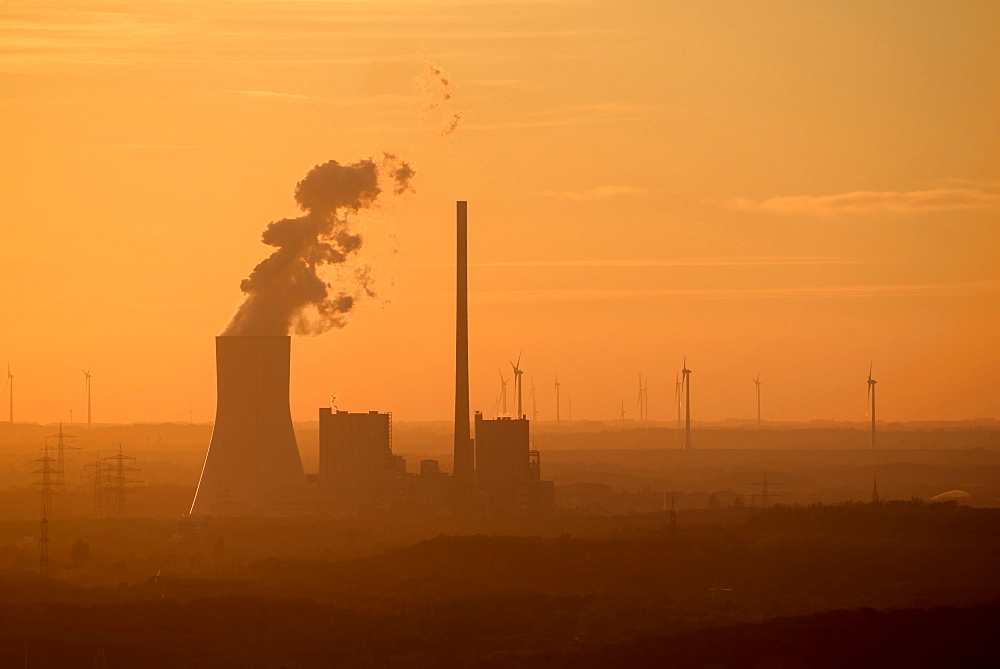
[103,445,141,518]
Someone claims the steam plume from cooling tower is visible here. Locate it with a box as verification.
[224,155,414,337]
[419,60,463,135]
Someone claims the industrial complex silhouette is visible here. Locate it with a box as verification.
[191,201,553,517]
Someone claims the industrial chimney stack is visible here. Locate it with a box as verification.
[453,201,474,486]
[190,336,307,515]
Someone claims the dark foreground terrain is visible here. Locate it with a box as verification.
[1,601,997,668]
[0,501,997,667]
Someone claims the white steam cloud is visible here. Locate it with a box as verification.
[224,155,414,337]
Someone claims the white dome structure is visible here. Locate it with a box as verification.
[930,489,971,502]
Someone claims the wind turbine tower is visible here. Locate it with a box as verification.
[644,377,649,421]
[866,364,877,449]
[637,375,649,422]
[498,370,508,416]
[752,372,762,428]
[554,374,561,426]
[510,353,524,418]
[83,365,93,428]
[530,377,538,423]
[637,375,643,422]
[619,398,627,428]
[674,372,682,427]
[4,363,13,423]
[681,359,692,450]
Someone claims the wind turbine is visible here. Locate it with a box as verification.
[4,362,13,423]
[619,398,627,428]
[674,372,682,427]
[510,352,524,418]
[83,364,93,428]
[530,376,538,422]
[498,370,508,416]
[866,363,877,449]
[554,374,561,426]
[644,377,650,421]
[751,372,762,428]
[638,374,649,421]
[636,374,646,422]
[681,359,692,449]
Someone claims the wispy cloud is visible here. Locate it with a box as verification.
[405,257,868,269]
[226,89,312,100]
[93,143,205,149]
[463,114,652,131]
[225,90,414,107]
[528,102,658,117]
[461,100,656,133]
[402,281,1000,305]
[727,187,1000,216]
[533,185,650,201]
[466,79,541,90]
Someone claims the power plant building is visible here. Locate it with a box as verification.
[319,409,404,510]
[191,201,554,519]
[407,459,451,513]
[450,201,552,516]
[474,413,553,516]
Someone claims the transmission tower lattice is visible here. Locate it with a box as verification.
[84,453,112,519]
[40,505,49,577]
[104,446,141,518]
[33,445,59,511]
[46,423,78,486]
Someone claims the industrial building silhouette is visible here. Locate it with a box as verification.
[318,409,404,510]
[314,201,552,516]
[191,201,552,517]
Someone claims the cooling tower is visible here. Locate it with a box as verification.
[190,336,307,515]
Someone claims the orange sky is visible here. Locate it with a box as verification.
[1,0,998,424]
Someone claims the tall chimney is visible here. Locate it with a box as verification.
[190,336,307,515]
[453,201,474,481]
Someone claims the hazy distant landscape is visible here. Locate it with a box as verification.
[3,0,999,665]
[11,416,998,665]
[1,421,998,522]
